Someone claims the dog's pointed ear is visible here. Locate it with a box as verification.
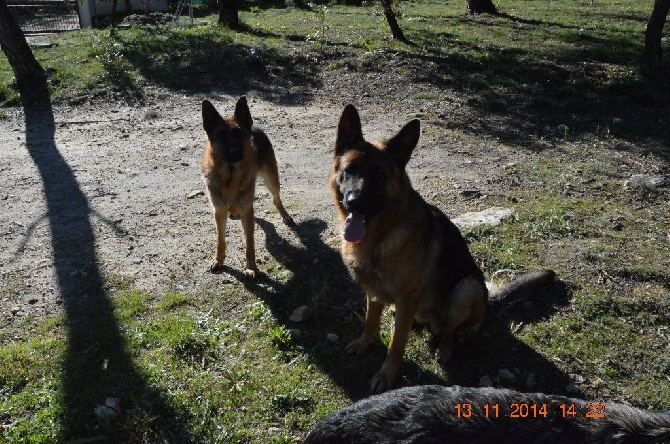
[234,96,253,131]
[335,104,364,157]
[384,119,420,168]
[202,100,222,137]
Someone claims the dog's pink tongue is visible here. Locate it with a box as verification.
[343,213,365,244]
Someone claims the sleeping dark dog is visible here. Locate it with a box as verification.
[304,385,670,443]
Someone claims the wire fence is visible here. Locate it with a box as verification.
[7,0,81,33]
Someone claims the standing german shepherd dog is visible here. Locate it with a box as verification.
[201,97,293,278]
[330,104,555,393]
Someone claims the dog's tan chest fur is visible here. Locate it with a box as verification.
[342,217,433,305]
[201,143,256,210]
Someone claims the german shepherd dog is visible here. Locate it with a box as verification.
[329,104,555,393]
[304,385,670,443]
[201,97,293,278]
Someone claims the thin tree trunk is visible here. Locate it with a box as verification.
[218,0,239,28]
[111,0,118,25]
[645,0,670,79]
[380,0,408,43]
[467,0,497,15]
[0,0,49,106]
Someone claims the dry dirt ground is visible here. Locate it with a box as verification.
[0,93,415,324]
[0,88,665,334]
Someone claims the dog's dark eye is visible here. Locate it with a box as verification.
[342,166,356,180]
[213,130,225,141]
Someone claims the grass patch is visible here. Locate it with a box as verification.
[0,280,351,442]
[2,0,666,147]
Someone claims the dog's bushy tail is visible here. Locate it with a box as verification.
[487,269,556,309]
[599,403,670,444]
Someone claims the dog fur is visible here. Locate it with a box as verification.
[201,96,292,278]
[304,385,670,444]
[329,104,555,392]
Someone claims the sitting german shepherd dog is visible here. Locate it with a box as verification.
[330,105,555,392]
[304,385,670,443]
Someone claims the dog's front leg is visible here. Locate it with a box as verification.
[346,296,383,356]
[211,206,229,272]
[240,206,257,278]
[370,302,415,393]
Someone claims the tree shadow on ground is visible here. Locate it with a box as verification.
[224,217,581,403]
[20,81,191,442]
[119,30,322,105]
[397,27,670,156]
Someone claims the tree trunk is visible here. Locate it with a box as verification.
[217,0,239,28]
[645,0,670,79]
[111,0,118,25]
[0,0,49,106]
[467,0,497,15]
[380,0,408,43]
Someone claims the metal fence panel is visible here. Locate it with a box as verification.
[7,0,81,33]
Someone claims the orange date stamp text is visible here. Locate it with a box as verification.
[454,402,606,419]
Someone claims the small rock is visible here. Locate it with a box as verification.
[268,427,282,435]
[453,207,514,229]
[569,374,585,384]
[611,117,624,125]
[246,48,260,62]
[94,398,121,431]
[10,306,21,315]
[326,333,338,343]
[289,306,310,322]
[624,174,666,190]
[479,375,494,387]
[187,190,205,199]
[557,124,568,133]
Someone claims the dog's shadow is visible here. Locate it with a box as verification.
[217,217,444,399]
[227,216,579,401]
[443,278,580,396]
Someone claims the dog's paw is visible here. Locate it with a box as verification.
[243,267,258,279]
[370,365,398,393]
[345,337,372,356]
[209,259,225,273]
[282,214,296,227]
